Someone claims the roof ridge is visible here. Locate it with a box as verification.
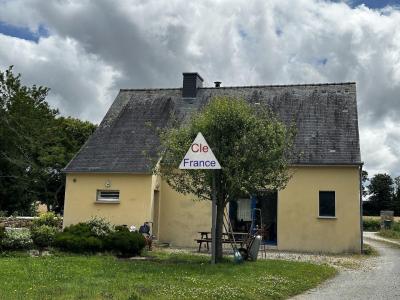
[119,82,356,92]
[120,87,181,91]
[201,82,356,89]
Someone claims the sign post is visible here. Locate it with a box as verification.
[179,132,221,264]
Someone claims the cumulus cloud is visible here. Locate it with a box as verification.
[0,0,399,176]
[0,34,120,122]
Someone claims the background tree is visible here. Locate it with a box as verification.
[361,170,369,197]
[35,117,96,213]
[363,173,394,215]
[155,97,295,262]
[0,66,96,215]
[394,176,400,216]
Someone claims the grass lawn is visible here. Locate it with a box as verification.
[0,251,336,300]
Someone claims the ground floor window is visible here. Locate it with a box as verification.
[96,190,120,202]
[319,191,335,217]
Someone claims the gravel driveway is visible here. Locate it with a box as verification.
[292,238,400,300]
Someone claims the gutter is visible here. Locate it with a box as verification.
[359,163,364,252]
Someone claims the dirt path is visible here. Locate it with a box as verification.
[364,231,400,246]
[292,238,400,300]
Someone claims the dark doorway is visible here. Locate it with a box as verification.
[229,191,277,245]
[255,191,277,245]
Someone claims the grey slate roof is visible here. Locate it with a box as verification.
[64,83,361,173]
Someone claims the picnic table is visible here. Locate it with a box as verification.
[195,231,248,252]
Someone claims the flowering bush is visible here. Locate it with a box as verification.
[54,219,145,256]
[33,212,62,228]
[86,217,115,237]
[1,228,33,250]
[31,225,58,249]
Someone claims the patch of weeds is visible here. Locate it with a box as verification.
[362,243,379,256]
[128,292,141,300]
[378,229,400,240]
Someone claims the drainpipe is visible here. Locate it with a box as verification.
[359,163,364,253]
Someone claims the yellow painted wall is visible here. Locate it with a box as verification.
[157,180,211,248]
[278,166,361,253]
[63,173,153,228]
[63,172,210,248]
[64,166,360,253]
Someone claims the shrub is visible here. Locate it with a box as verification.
[86,217,114,237]
[363,218,380,231]
[31,225,58,249]
[62,222,91,236]
[54,233,103,253]
[393,221,400,232]
[0,226,6,248]
[33,212,62,228]
[1,228,33,250]
[105,230,146,257]
[54,223,104,253]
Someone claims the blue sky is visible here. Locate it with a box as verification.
[347,0,400,8]
[0,22,48,42]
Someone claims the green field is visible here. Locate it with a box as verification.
[0,251,336,300]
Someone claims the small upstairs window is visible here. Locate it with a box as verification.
[319,191,335,218]
[96,190,120,202]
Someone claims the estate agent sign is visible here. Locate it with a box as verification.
[179,132,221,169]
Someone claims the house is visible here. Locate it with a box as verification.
[63,73,362,253]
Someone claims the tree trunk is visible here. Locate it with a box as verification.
[215,199,225,262]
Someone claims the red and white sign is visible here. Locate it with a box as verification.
[179,132,221,169]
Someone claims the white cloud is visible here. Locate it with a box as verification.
[0,0,400,176]
[0,34,121,122]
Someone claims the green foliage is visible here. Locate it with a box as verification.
[363,218,380,231]
[105,229,146,257]
[0,228,33,250]
[394,176,400,216]
[62,222,92,236]
[31,225,58,249]
[55,234,103,253]
[0,66,96,215]
[54,221,144,256]
[378,222,400,240]
[0,226,6,241]
[363,173,395,216]
[54,223,104,253]
[33,212,62,228]
[86,216,115,237]
[361,170,369,197]
[362,243,378,256]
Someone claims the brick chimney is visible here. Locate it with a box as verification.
[182,72,203,98]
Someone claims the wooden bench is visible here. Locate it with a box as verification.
[195,236,246,252]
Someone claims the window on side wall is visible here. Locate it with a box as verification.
[319,191,335,217]
[96,190,120,202]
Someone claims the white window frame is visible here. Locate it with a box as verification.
[96,190,120,203]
